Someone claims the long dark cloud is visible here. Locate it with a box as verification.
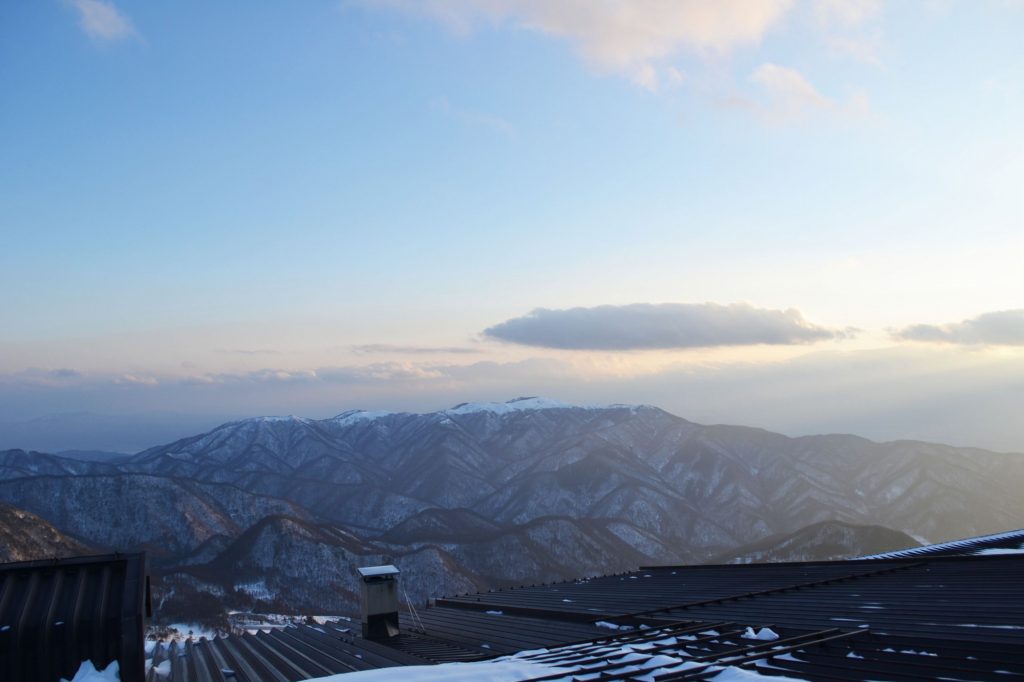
[483,303,848,350]
[894,309,1024,346]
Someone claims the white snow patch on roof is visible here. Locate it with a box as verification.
[709,667,807,680]
[741,627,779,641]
[357,565,400,578]
[60,660,120,682]
[151,659,172,678]
[595,621,633,631]
[300,658,572,681]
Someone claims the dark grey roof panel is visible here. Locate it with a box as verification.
[158,550,1024,681]
[858,527,1024,559]
[0,552,148,682]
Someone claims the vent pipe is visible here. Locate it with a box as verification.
[357,565,400,638]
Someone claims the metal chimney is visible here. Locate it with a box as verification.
[356,565,401,638]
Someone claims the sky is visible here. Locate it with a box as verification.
[1,0,1022,452]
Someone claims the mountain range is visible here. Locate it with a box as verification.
[1,397,1022,625]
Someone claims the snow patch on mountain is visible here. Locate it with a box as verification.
[254,416,310,423]
[446,397,575,415]
[332,410,396,426]
[326,398,647,425]
[445,397,648,416]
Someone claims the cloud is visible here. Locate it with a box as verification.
[217,348,283,356]
[352,343,482,355]
[749,62,835,120]
[893,310,1024,346]
[66,0,139,42]
[751,63,834,114]
[363,0,793,85]
[483,302,850,350]
[207,369,319,384]
[720,63,870,123]
[113,374,159,386]
[0,368,83,387]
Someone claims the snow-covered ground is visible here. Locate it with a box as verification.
[154,622,220,642]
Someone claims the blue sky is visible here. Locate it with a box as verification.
[1,1,1022,451]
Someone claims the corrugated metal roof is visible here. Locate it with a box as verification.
[156,549,1024,681]
[0,552,149,682]
[858,527,1024,560]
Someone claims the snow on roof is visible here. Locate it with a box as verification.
[357,565,400,578]
[300,658,571,681]
[857,528,1024,560]
[60,660,120,682]
[297,651,802,682]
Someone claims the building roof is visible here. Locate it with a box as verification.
[151,540,1024,681]
[0,552,149,682]
[356,565,400,579]
[857,527,1024,560]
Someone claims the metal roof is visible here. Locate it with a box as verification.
[0,552,149,682]
[153,549,1024,681]
[857,527,1024,560]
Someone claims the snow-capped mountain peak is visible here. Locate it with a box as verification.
[331,410,396,426]
[445,397,576,416]
[325,398,652,424]
[233,415,310,425]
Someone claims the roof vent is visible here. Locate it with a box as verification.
[357,565,401,639]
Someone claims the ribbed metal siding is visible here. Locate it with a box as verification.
[0,553,147,682]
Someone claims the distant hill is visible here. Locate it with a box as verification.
[0,397,1022,622]
[0,503,92,562]
[713,520,920,564]
[57,449,130,462]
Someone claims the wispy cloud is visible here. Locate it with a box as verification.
[719,62,871,123]
[114,374,159,386]
[352,343,482,355]
[363,0,794,89]
[893,310,1024,346]
[66,0,139,43]
[483,302,853,350]
[0,368,83,387]
[751,63,835,116]
[216,348,283,356]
